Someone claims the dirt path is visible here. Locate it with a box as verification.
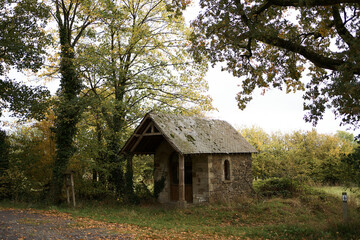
[0,209,133,240]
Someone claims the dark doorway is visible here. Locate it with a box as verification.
[169,153,193,203]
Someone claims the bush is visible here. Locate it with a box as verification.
[134,181,153,201]
[75,177,115,201]
[153,176,166,199]
[254,178,302,198]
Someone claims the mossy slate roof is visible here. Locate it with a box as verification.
[123,112,257,155]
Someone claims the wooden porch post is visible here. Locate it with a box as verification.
[178,153,186,207]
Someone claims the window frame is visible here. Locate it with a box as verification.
[223,159,231,181]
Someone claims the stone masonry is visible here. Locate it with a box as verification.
[208,153,253,202]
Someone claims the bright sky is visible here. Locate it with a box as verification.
[205,66,358,135]
[184,2,360,136]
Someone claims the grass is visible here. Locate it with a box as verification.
[1,186,360,239]
[313,186,360,205]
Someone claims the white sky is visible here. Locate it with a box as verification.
[184,2,360,136]
[205,66,358,135]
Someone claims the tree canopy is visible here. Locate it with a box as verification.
[0,0,51,120]
[0,0,50,75]
[241,127,357,184]
[190,0,360,127]
[0,79,49,119]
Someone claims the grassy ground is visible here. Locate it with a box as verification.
[1,186,360,239]
[313,186,360,205]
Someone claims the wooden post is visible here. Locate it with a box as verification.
[65,171,76,207]
[66,185,70,204]
[342,192,348,223]
[70,172,76,207]
[178,153,186,207]
[66,174,71,205]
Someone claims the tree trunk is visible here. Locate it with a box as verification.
[51,19,82,204]
[105,30,129,197]
[125,154,135,201]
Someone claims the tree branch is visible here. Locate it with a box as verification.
[331,5,356,48]
[253,0,360,15]
[253,30,360,73]
[71,18,92,47]
[269,0,360,7]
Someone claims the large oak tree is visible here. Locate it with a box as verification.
[190,0,360,127]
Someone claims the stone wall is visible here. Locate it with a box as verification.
[208,153,253,202]
[154,140,173,203]
[154,146,252,204]
[191,155,209,204]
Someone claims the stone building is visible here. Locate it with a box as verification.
[121,112,257,205]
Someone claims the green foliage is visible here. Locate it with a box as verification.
[78,0,213,121]
[342,140,360,186]
[0,0,51,75]
[254,178,302,198]
[241,127,357,184]
[0,78,50,119]
[2,117,55,201]
[74,176,115,201]
[0,130,9,171]
[153,176,166,200]
[0,0,51,144]
[0,130,10,199]
[133,155,154,201]
[191,0,360,127]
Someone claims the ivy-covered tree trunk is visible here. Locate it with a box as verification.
[107,81,127,196]
[104,29,130,198]
[51,25,82,203]
[50,0,92,203]
[107,131,125,196]
[125,154,137,203]
[107,111,136,201]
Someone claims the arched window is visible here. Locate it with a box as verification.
[224,160,230,180]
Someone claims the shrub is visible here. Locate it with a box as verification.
[75,177,115,201]
[254,178,302,198]
[134,181,153,201]
[153,176,166,199]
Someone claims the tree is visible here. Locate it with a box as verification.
[342,135,360,186]
[50,0,97,203]
[0,79,50,120]
[241,127,356,183]
[0,129,10,199]
[191,0,360,127]
[0,130,9,173]
[0,0,51,120]
[77,0,212,200]
[0,0,50,75]
[6,115,55,200]
[0,0,51,199]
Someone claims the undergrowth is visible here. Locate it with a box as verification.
[1,184,360,239]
